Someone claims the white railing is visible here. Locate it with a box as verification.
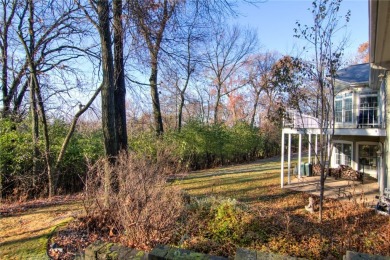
[284,108,383,129]
[284,110,320,129]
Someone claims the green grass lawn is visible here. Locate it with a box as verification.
[0,201,82,260]
[175,157,300,206]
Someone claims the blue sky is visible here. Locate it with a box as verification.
[236,0,368,59]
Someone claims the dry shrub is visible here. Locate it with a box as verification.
[83,151,185,249]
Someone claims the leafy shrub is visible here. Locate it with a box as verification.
[208,198,245,243]
[128,120,267,171]
[183,197,247,243]
[0,117,104,199]
[0,118,37,199]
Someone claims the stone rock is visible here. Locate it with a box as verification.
[344,251,390,260]
[235,248,256,260]
[305,197,315,213]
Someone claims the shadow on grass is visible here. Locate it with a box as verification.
[0,232,49,259]
[1,202,81,219]
[0,227,50,240]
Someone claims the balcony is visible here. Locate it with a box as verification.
[283,109,386,137]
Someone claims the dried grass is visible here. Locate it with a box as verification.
[83,151,185,249]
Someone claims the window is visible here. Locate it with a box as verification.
[334,143,352,166]
[335,93,352,123]
[358,95,378,126]
[335,100,342,122]
[344,98,352,123]
[358,145,377,172]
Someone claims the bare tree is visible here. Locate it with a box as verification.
[245,52,279,127]
[294,0,350,222]
[203,24,257,124]
[127,0,179,135]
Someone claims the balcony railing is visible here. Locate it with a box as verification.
[284,110,320,129]
[284,108,383,129]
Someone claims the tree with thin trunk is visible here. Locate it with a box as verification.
[294,0,350,222]
[128,0,178,135]
[14,0,97,197]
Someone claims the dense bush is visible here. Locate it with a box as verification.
[1,117,281,200]
[0,118,104,199]
[0,119,36,198]
[129,120,271,171]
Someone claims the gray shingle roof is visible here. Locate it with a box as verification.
[335,63,369,84]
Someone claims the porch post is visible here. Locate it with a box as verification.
[288,133,292,184]
[281,131,285,188]
[315,134,318,164]
[379,143,385,195]
[298,133,302,178]
[308,133,312,164]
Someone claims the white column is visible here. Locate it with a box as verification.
[288,133,292,184]
[379,143,385,195]
[298,133,302,178]
[280,131,285,188]
[308,133,312,164]
[315,134,318,164]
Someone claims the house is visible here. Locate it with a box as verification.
[368,0,390,195]
[280,0,390,196]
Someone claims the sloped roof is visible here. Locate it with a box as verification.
[335,63,369,84]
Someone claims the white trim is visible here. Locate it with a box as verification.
[287,134,291,185]
[308,134,311,163]
[298,134,302,178]
[315,135,318,164]
[280,132,285,188]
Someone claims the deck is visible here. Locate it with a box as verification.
[284,175,379,206]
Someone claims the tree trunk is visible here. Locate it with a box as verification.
[98,0,118,158]
[33,73,53,198]
[28,0,39,190]
[250,90,261,128]
[29,76,39,189]
[214,85,222,124]
[97,0,118,207]
[1,33,9,118]
[150,58,164,135]
[113,0,128,151]
[318,79,325,223]
[178,92,185,131]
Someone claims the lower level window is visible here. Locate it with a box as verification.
[334,143,352,166]
[358,145,377,172]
